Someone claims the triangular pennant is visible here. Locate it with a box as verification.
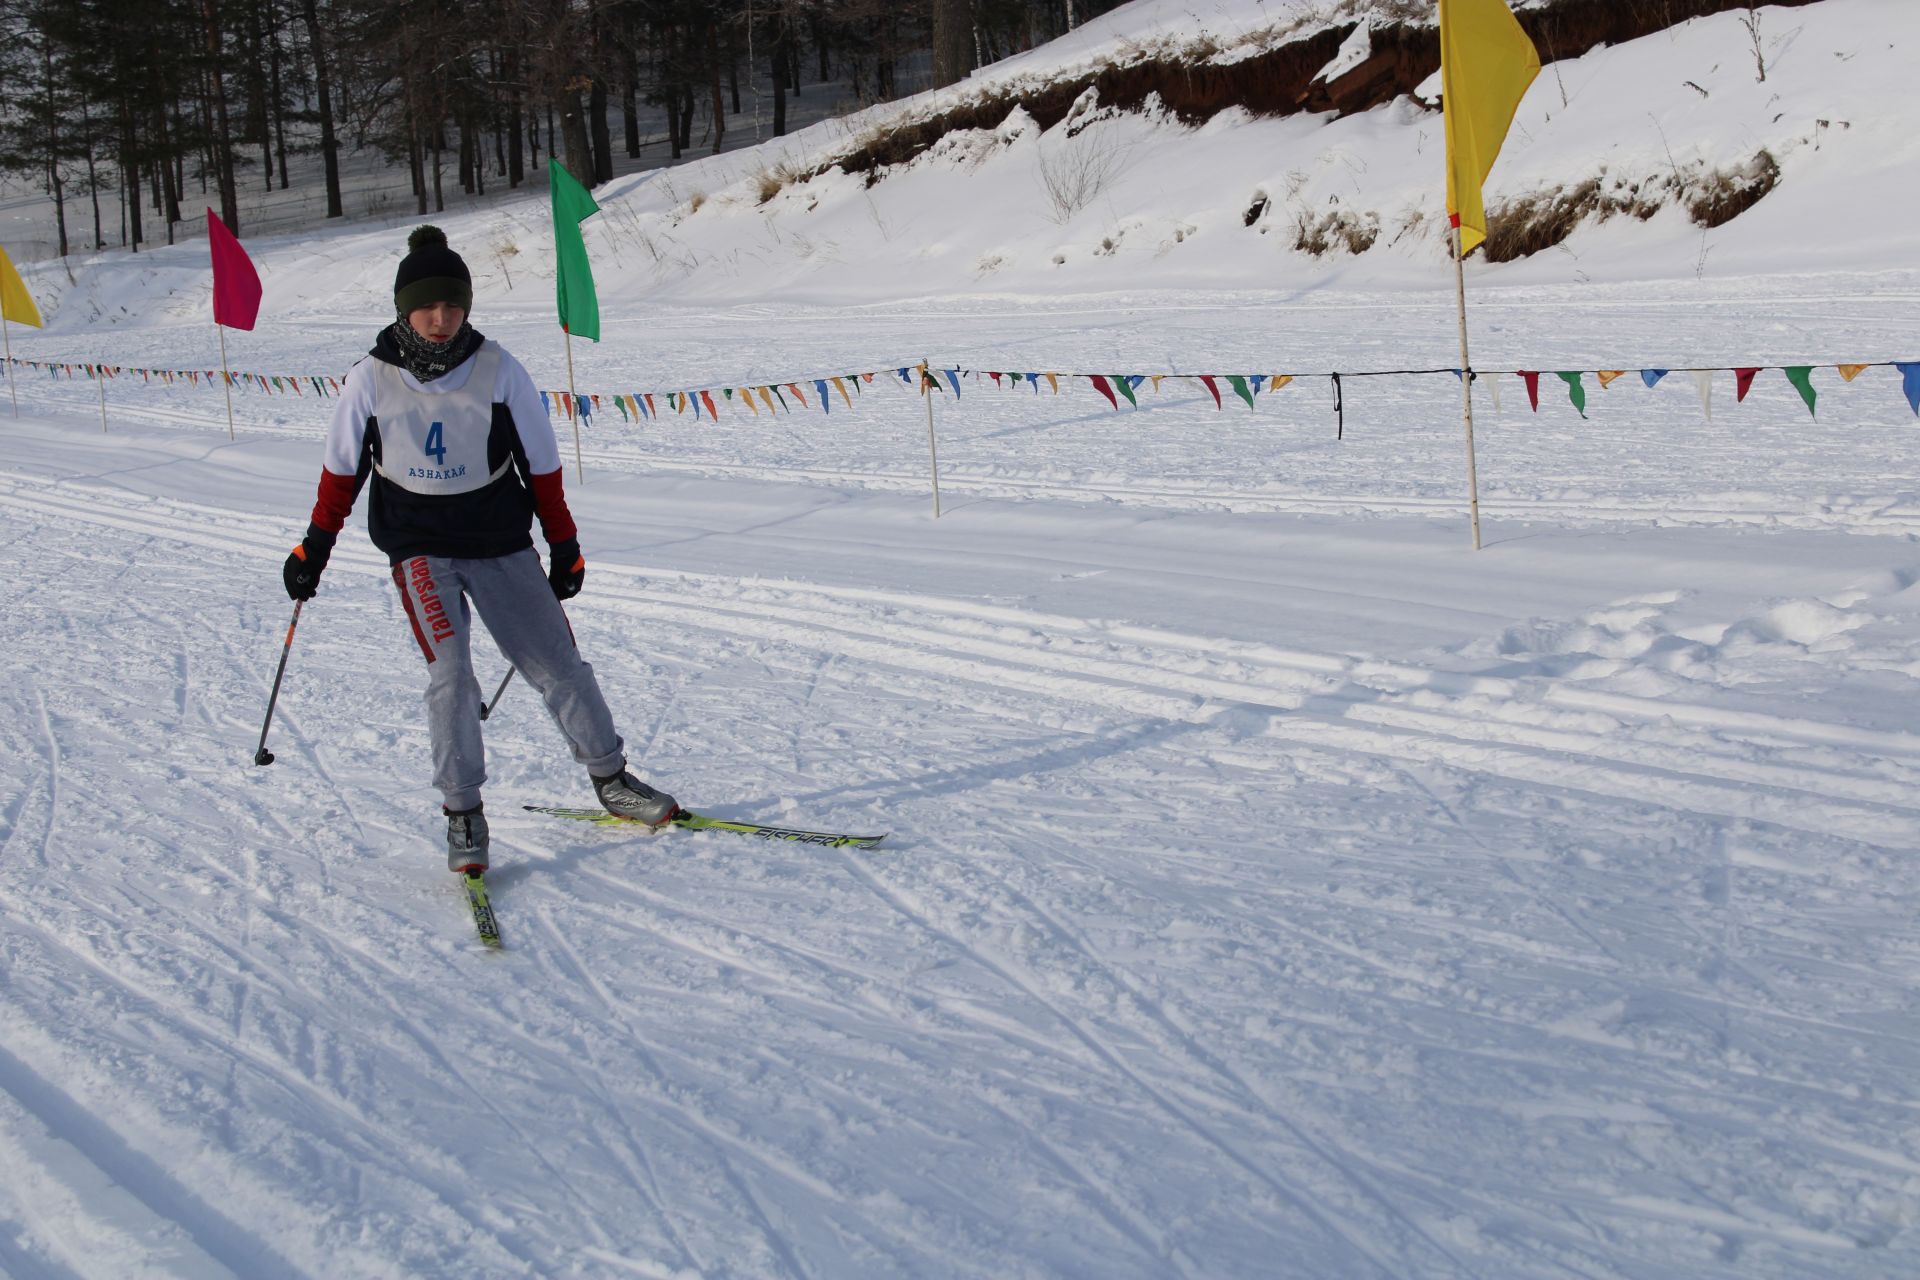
[1898,363,1920,417]
[1783,366,1816,418]
[1045,372,1059,394]
[1485,370,1501,414]
[1225,376,1256,411]
[1199,375,1222,409]
[787,382,809,408]
[944,370,962,398]
[831,376,852,409]
[1734,367,1761,402]
[1518,370,1541,411]
[1837,364,1870,383]
[1270,374,1293,392]
[1556,372,1586,418]
[1113,375,1138,408]
[1596,370,1626,389]
[700,389,719,419]
[1088,374,1119,410]
[739,388,756,417]
[1692,370,1713,421]
[814,378,830,412]
[1641,369,1670,388]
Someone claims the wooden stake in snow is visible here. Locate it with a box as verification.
[98,361,108,433]
[1453,227,1483,551]
[922,360,943,519]
[565,328,583,484]
[2,316,14,418]
[217,324,236,441]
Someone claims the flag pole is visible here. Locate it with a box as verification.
[2,315,13,417]
[217,323,236,440]
[1453,225,1483,551]
[98,362,108,432]
[921,360,942,519]
[565,326,583,483]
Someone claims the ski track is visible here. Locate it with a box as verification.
[2,434,1919,1277]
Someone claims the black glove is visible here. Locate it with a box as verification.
[282,526,335,601]
[548,538,584,600]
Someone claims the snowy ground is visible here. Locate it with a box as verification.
[4,1,1920,1275]
[3,269,1920,1278]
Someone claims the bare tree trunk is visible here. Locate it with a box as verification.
[504,46,524,186]
[301,0,343,215]
[932,0,972,88]
[82,98,103,251]
[199,0,240,230]
[560,85,593,186]
[269,15,289,190]
[709,20,725,155]
[590,78,613,182]
[771,17,787,136]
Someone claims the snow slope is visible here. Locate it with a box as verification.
[1,2,1919,1277]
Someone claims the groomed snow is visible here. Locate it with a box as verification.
[1,2,1918,1277]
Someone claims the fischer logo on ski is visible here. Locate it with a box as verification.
[462,870,503,948]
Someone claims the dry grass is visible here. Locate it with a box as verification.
[1292,207,1379,257]
[754,159,809,205]
[1686,150,1780,228]
[1482,151,1781,262]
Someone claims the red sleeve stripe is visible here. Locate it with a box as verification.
[527,469,579,544]
[310,469,359,533]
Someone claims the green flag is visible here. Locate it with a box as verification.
[1556,371,1587,418]
[550,164,600,341]
[1783,365,1817,417]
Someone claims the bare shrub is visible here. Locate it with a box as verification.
[1036,127,1125,224]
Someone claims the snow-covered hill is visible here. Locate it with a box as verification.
[2,3,1919,1278]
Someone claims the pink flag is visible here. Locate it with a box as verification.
[207,209,262,331]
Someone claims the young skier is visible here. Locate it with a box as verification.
[281,225,675,873]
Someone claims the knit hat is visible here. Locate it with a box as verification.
[394,225,472,314]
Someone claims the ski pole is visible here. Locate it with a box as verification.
[479,667,515,720]
[254,600,303,766]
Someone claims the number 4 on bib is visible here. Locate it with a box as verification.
[423,420,446,464]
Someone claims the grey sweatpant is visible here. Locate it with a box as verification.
[390,548,625,811]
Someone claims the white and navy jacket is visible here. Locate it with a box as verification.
[305,333,577,563]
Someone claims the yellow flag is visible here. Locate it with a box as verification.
[1837,364,1870,383]
[0,245,43,328]
[1440,0,1540,254]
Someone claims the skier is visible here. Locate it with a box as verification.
[281,224,676,874]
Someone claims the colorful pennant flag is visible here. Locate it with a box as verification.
[207,210,262,330]
[550,163,601,341]
[1439,0,1541,254]
[1898,363,1920,416]
[0,244,43,328]
[1783,366,1816,417]
[1557,371,1586,418]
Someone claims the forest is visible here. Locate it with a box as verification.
[0,0,1126,255]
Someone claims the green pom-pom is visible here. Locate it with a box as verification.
[408,224,448,252]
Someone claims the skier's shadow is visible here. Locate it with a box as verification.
[752,712,1215,816]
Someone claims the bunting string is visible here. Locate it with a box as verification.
[7,356,1918,423]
